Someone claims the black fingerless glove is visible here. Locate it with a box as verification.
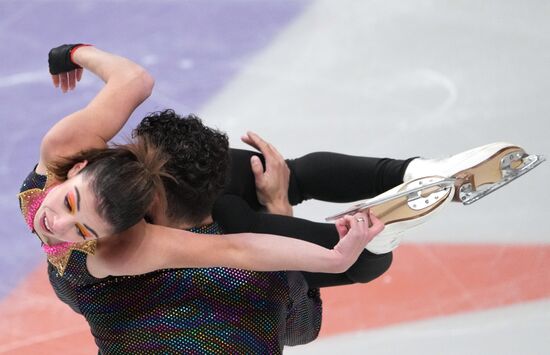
[48,44,91,75]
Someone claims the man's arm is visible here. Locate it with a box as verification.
[241,131,293,216]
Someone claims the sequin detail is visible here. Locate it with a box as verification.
[48,222,321,354]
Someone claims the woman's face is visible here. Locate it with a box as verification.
[33,171,113,245]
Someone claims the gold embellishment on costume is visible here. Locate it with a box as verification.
[18,170,58,231]
[48,239,97,276]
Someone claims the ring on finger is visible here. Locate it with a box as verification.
[355,217,365,223]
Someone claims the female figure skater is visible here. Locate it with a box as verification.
[18,44,383,354]
[20,44,538,353]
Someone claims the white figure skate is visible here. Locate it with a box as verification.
[326,176,455,254]
[404,142,545,205]
[326,142,544,254]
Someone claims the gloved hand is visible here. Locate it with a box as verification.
[48,44,91,75]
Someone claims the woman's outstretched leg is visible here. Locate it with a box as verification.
[225,148,414,209]
[286,152,414,205]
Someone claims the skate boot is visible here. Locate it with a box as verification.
[326,176,456,254]
[404,142,545,205]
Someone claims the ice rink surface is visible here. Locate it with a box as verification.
[0,0,548,353]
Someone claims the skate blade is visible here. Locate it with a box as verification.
[459,153,545,205]
[325,176,455,223]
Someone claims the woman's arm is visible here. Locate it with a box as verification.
[91,212,383,278]
[37,45,154,174]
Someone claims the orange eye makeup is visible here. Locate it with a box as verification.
[76,223,90,239]
[65,192,77,214]
[63,186,99,239]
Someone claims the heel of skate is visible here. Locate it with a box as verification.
[453,147,545,205]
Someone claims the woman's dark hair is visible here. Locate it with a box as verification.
[49,136,172,234]
[133,109,230,226]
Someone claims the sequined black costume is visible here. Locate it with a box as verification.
[53,226,321,353]
[19,149,410,353]
[20,169,321,354]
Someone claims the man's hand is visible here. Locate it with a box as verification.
[241,131,293,216]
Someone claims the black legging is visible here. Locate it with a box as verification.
[213,149,414,288]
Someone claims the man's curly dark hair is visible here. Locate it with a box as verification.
[133,109,230,226]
